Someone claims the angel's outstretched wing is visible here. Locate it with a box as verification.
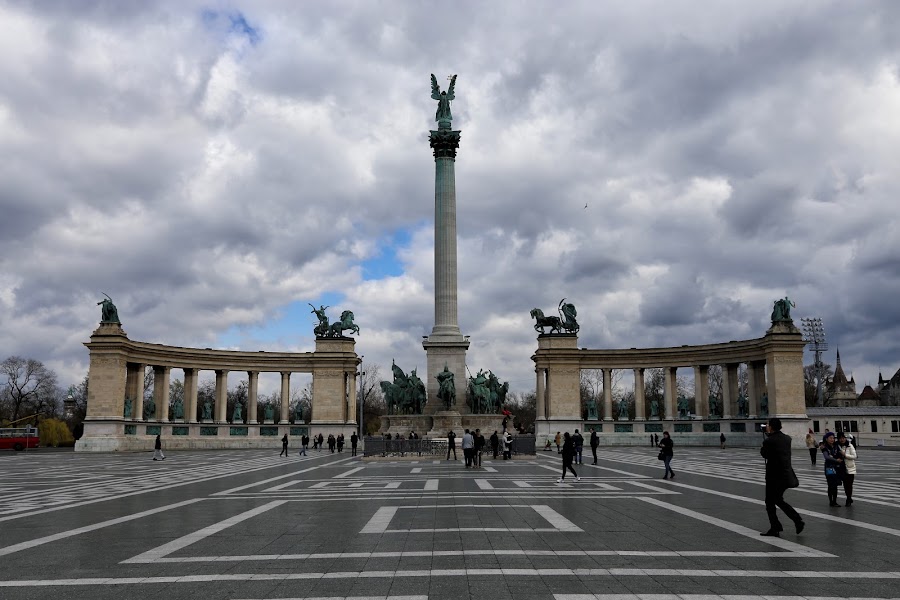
[431,74,441,100]
[446,74,456,100]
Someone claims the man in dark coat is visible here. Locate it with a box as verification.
[760,417,805,537]
[590,427,599,464]
[350,432,359,456]
[446,430,457,460]
[490,431,500,459]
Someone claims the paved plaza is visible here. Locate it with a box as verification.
[1,446,899,600]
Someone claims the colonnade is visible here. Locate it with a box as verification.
[76,322,361,451]
[532,322,808,444]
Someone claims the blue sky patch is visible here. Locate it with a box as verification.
[201,9,261,46]
[360,229,413,280]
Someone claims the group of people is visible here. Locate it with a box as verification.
[280,432,360,457]
[446,429,513,465]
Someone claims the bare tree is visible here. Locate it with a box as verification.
[1,356,59,423]
[503,390,536,431]
[357,363,385,434]
[804,363,834,407]
[707,365,724,402]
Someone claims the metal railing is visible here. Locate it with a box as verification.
[363,435,535,457]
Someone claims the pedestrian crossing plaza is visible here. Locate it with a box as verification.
[1,445,899,600]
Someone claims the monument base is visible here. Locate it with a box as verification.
[428,410,463,437]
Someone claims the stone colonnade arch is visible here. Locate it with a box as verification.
[76,322,361,451]
[532,322,808,447]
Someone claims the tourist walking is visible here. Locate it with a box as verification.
[299,434,308,456]
[653,433,659,446]
[461,429,475,467]
[280,434,289,456]
[821,431,844,507]
[317,433,324,450]
[838,432,856,506]
[337,433,344,453]
[805,429,817,465]
[657,431,674,479]
[153,434,165,461]
[650,434,654,447]
[554,431,562,453]
[351,432,359,456]
[590,427,599,464]
[759,417,804,537]
[557,432,580,483]
[720,432,727,449]
[446,430,457,460]
[490,430,499,459]
[503,430,513,460]
[327,434,336,453]
[572,429,584,464]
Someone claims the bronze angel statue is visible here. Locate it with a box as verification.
[431,74,457,124]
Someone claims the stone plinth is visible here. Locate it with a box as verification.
[423,337,469,415]
[428,410,463,437]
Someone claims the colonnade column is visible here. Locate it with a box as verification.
[154,366,171,422]
[602,368,613,421]
[633,368,646,421]
[535,369,546,421]
[747,362,760,418]
[280,372,291,424]
[723,363,738,419]
[664,367,677,420]
[756,361,769,413]
[348,371,357,426]
[128,363,145,421]
[693,366,709,418]
[183,368,198,424]
[248,371,259,424]
[215,370,228,423]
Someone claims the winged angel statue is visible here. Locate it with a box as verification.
[431,74,457,124]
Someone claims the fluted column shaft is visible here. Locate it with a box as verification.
[154,366,170,422]
[280,372,291,424]
[248,371,259,424]
[602,369,613,421]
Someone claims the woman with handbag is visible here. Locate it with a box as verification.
[657,431,674,479]
[838,432,857,506]
[821,431,844,507]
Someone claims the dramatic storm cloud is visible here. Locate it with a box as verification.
[2,1,899,394]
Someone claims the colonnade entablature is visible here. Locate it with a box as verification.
[76,322,361,452]
[531,323,808,446]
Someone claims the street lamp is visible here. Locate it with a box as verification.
[357,356,365,438]
[800,317,828,407]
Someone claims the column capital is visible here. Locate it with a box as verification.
[429,129,461,159]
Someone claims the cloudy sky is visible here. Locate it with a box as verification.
[2,1,899,397]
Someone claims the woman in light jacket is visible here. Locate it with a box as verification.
[805,429,817,466]
[838,432,857,506]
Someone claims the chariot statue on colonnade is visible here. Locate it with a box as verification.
[530,298,580,335]
[309,303,360,338]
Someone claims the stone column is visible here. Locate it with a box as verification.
[633,368,646,421]
[280,372,291,424]
[127,363,145,421]
[154,366,171,422]
[183,368,198,423]
[347,370,357,426]
[248,371,259,424]
[215,370,228,423]
[747,361,761,418]
[694,365,709,418]
[535,368,546,421]
[664,367,677,420]
[423,124,469,409]
[723,363,739,419]
[602,368,613,421]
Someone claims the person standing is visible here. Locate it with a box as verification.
[474,429,485,467]
[657,431,674,479]
[490,430,499,459]
[720,432,727,449]
[327,434,336,453]
[317,433,324,450]
[557,432,580,483]
[805,429,817,466]
[649,434,654,447]
[337,433,344,453]
[446,430,457,461]
[351,432,359,456]
[503,430,513,460]
[590,427,599,465]
[461,429,474,468]
[759,417,804,537]
[821,431,844,507]
[554,431,562,453]
[838,432,857,506]
[153,434,165,461]
[653,433,659,446]
[299,434,308,456]
[573,429,584,465]
[280,434,288,457]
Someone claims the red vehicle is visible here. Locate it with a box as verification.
[0,428,40,451]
